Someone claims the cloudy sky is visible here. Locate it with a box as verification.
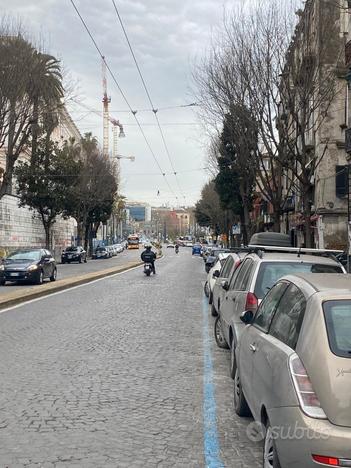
[0,0,239,207]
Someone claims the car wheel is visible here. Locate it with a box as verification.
[84,256,87,263]
[79,256,82,263]
[62,260,65,264]
[230,336,237,379]
[263,421,281,468]
[50,268,57,282]
[0,280,5,286]
[204,281,210,297]
[36,270,44,285]
[209,291,214,304]
[214,316,229,349]
[234,368,251,417]
[211,304,218,317]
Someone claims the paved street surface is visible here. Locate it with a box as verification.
[0,249,142,295]
[0,249,261,467]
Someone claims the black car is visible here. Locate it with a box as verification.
[1,249,57,285]
[92,246,111,259]
[61,246,87,264]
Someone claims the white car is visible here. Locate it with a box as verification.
[115,244,123,253]
[204,253,230,303]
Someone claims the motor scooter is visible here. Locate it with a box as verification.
[144,262,153,276]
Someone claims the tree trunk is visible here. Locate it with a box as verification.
[302,189,313,248]
[272,204,281,233]
[239,180,250,245]
[43,221,51,249]
[84,223,89,252]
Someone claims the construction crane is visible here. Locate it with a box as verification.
[72,99,126,158]
[102,57,111,158]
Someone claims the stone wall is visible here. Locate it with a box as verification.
[0,195,76,259]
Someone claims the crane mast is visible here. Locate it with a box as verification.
[102,57,111,158]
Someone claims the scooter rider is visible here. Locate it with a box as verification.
[141,244,157,274]
[175,244,179,254]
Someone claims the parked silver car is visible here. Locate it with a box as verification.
[235,273,351,468]
[215,247,345,379]
[211,252,242,317]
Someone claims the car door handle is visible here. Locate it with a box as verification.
[249,344,257,353]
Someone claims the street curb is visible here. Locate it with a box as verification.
[0,261,144,311]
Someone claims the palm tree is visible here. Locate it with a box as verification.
[29,51,64,159]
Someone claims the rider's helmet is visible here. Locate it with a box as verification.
[145,243,152,251]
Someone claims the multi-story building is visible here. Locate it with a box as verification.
[281,0,349,249]
[0,106,81,257]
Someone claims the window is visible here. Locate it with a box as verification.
[221,257,234,278]
[230,259,253,291]
[336,165,348,198]
[323,300,351,358]
[254,262,342,299]
[253,282,288,332]
[269,284,306,349]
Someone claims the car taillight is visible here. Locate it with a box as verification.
[289,354,327,419]
[245,292,258,310]
[312,455,339,466]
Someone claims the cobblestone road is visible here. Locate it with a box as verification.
[0,249,261,467]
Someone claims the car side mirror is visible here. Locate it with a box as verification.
[240,310,254,325]
[213,270,220,279]
[221,280,229,291]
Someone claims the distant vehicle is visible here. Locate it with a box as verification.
[1,248,57,285]
[204,253,230,303]
[93,246,112,259]
[109,245,118,256]
[61,246,87,264]
[115,244,124,253]
[192,244,202,255]
[235,273,351,468]
[127,234,140,250]
[185,241,193,247]
[167,244,175,249]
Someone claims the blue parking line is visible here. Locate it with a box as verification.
[203,295,225,468]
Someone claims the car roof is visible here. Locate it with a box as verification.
[246,251,341,266]
[282,273,351,293]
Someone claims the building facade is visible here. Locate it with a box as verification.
[281,0,350,249]
[0,106,81,256]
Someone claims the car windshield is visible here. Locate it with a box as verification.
[7,250,41,261]
[65,247,78,252]
[324,300,351,358]
[96,248,106,252]
[255,262,343,299]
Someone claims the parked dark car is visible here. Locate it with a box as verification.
[92,246,112,259]
[61,246,87,264]
[0,248,57,285]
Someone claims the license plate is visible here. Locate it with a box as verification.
[9,272,20,277]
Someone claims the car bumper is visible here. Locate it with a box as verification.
[4,270,38,282]
[269,406,351,467]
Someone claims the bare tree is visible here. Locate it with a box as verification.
[278,0,342,246]
[193,1,299,232]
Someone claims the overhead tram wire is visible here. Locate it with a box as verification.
[111,0,187,205]
[69,0,180,203]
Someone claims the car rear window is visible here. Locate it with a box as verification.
[254,262,343,299]
[323,301,351,358]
